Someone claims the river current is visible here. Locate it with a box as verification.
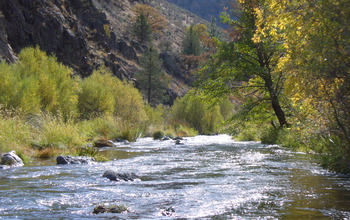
[0,135,350,219]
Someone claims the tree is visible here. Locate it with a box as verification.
[198,0,289,129]
[136,46,168,105]
[182,25,202,56]
[254,0,350,172]
[132,4,167,43]
[133,11,152,43]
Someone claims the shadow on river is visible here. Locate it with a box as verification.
[0,135,349,219]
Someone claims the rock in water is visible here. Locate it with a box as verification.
[56,155,95,165]
[0,150,24,168]
[93,205,128,214]
[102,170,139,181]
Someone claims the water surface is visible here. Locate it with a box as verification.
[1,135,349,219]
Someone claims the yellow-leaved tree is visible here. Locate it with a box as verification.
[254,0,350,173]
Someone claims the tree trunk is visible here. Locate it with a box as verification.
[264,75,288,128]
[148,72,151,104]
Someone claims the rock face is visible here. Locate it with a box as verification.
[0,151,24,168]
[0,0,136,79]
[56,155,95,165]
[0,0,207,104]
[102,170,139,181]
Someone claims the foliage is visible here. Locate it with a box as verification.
[31,113,87,150]
[182,25,202,56]
[132,4,167,43]
[0,110,32,155]
[197,0,290,136]
[152,131,165,140]
[136,46,168,105]
[144,104,169,136]
[0,47,151,158]
[0,46,78,117]
[171,90,233,134]
[79,66,147,125]
[253,0,350,173]
[132,11,152,43]
[78,67,115,119]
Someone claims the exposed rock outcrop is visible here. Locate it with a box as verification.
[0,0,132,78]
[0,151,24,169]
[0,0,211,104]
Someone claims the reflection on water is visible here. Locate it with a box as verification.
[0,135,349,219]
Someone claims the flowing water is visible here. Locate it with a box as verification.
[1,135,350,219]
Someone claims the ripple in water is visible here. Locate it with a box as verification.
[0,135,350,219]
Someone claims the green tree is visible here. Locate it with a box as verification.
[182,25,202,56]
[198,0,289,130]
[136,46,168,105]
[133,11,152,43]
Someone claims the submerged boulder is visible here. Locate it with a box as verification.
[102,170,139,181]
[56,155,95,165]
[0,150,24,169]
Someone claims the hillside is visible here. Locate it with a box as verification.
[166,0,232,24]
[0,0,212,104]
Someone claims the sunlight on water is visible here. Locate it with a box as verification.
[0,135,350,219]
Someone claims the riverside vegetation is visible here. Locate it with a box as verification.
[1,0,349,175]
[0,47,233,161]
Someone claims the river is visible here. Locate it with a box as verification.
[0,135,350,219]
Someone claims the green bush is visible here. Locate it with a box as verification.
[171,91,233,134]
[153,131,165,140]
[0,113,32,155]
[78,67,116,119]
[31,113,87,150]
[0,47,78,117]
[260,127,279,144]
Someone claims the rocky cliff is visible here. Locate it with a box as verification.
[0,0,209,103]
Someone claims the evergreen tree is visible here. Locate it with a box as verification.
[182,25,202,56]
[136,46,168,105]
[133,11,152,43]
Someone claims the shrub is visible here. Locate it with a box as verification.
[260,127,279,144]
[153,131,165,140]
[31,113,87,150]
[0,47,78,117]
[78,67,115,119]
[170,91,232,134]
[0,113,32,155]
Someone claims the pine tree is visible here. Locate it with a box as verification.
[136,46,168,105]
[182,25,201,56]
[133,11,152,43]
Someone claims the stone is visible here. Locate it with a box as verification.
[93,205,128,214]
[102,170,139,181]
[0,150,24,168]
[161,207,175,216]
[93,140,115,148]
[56,155,95,165]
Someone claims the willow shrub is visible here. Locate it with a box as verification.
[171,91,233,135]
[0,114,32,156]
[31,113,87,150]
[78,66,147,141]
[0,47,79,116]
[78,67,116,118]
